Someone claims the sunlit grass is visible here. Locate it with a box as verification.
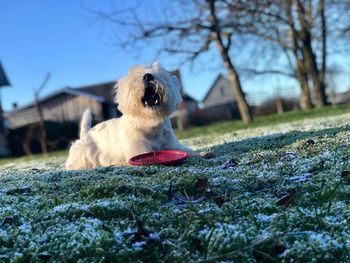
[176,103,350,139]
[1,113,350,261]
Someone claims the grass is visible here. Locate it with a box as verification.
[176,103,350,139]
[1,110,350,262]
[0,150,67,166]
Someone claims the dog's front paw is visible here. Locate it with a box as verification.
[185,149,199,157]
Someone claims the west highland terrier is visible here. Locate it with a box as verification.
[65,62,193,170]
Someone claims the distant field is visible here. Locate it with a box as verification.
[1,113,350,262]
[1,103,349,165]
[0,150,67,167]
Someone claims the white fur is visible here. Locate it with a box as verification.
[65,62,193,170]
[80,108,92,138]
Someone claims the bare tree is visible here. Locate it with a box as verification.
[23,73,50,155]
[207,0,252,123]
[295,0,328,107]
[34,73,50,154]
[87,0,253,124]
[334,0,350,36]
[286,0,314,109]
[223,0,332,109]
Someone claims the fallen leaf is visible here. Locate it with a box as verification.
[200,151,215,159]
[276,189,296,206]
[275,243,286,255]
[133,169,148,177]
[214,194,230,207]
[38,252,52,261]
[251,235,273,246]
[163,182,174,204]
[195,178,208,190]
[1,217,13,226]
[127,206,135,221]
[174,194,205,205]
[301,139,316,149]
[281,152,298,161]
[132,220,150,243]
[219,158,238,169]
[341,170,350,183]
[204,189,216,198]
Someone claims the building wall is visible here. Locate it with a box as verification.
[200,102,239,122]
[184,101,198,115]
[42,94,103,122]
[203,76,235,108]
[8,94,103,128]
[0,132,10,156]
[332,92,350,104]
[170,100,199,129]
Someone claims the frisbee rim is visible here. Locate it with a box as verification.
[128,150,189,166]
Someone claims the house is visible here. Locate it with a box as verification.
[0,61,11,156]
[252,97,300,116]
[170,70,199,129]
[331,90,350,105]
[7,70,198,130]
[7,81,119,129]
[201,74,239,122]
[171,92,198,129]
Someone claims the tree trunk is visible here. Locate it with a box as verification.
[23,124,34,156]
[219,47,252,124]
[276,98,284,114]
[296,59,313,109]
[319,0,327,105]
[286,0,313,109]
[302,42,327,108]
[208,0,252,124]
[34,99,48,154]
[296,0,328,107]
[305,47,328,108]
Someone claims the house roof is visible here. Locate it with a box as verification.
[76,81,116,103]
[202,74,225,102]
[182,93,197,103]
[170,69,197,103]
[8,87,107,114]
[8,71,195,114]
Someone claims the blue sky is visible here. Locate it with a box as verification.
[1,1,349,112]
[0,0,222,112]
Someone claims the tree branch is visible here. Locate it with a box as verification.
[239,68,295,78]
[35,73,51,97]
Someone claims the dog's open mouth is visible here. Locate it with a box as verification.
[142,86,161,107]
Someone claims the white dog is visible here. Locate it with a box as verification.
[65,62,193,170]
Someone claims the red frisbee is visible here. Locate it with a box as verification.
[129,150,189,166]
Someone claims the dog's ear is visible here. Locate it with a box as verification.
[114,80,119,91]
[151,61,161,72]
[171,75,181,91]
[113,80,119,103]
[170,75,182,111]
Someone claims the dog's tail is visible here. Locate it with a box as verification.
[80,108,92,138]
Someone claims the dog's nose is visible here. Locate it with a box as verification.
[143,73,154,82]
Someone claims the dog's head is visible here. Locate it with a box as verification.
[115,62,182,121]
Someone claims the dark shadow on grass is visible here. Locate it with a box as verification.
[204,124,350,157]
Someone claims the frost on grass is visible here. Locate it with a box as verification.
[1,115,350,262]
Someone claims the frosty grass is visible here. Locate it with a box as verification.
[1,114,350,262]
